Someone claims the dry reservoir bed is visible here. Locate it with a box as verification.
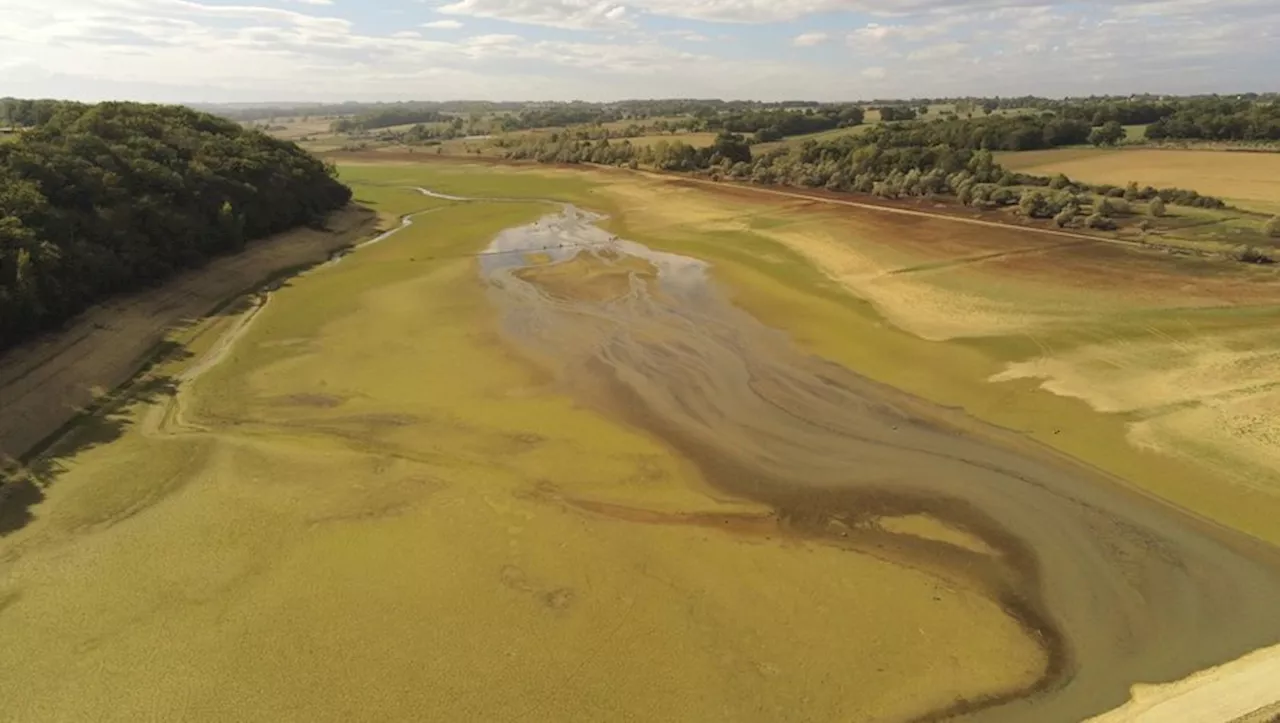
[2,178,1280,723]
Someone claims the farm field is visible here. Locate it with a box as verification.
[997,148,1280,214]
[4,158,1280,723]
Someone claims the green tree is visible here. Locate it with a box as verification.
[1089,121,1125,146]
[0,100,351,350]
[1149,197,1167,217]
[1019,190,1046,218]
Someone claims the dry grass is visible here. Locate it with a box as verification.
[997,148,1280,214]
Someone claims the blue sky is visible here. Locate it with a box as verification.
[0,0,1276,102]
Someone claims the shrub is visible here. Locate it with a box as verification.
[1238,246,1275,264]
[1264,216,1280,238]
[1086,213,1118,230]
[1149,197,1167,217]
[991,187,1018,205]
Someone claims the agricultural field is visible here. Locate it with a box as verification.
[997,148,1280,214]
[6,157,1280,723]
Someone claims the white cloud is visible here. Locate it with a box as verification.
[792,32,829,47]
[438,0,631,30]
[0,0,1275,102]
[906,41,968,61]
[664,29,710,42]
[284,0,333,5]
[465,33,522,46]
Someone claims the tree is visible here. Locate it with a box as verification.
[1086,213,1118,230]
[1149,197,1167,217]
[1054,207,1076,228]
[1019,190,1046,218]
[1089,121,1125,146]
[0,100,351,350]
[709,132,752,166]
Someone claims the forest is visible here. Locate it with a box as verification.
[1145,99,1280,141]
[0,101,352,351]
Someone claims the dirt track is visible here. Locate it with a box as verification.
[0,206,377,470]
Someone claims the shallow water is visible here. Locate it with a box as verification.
[481,206,1280,722]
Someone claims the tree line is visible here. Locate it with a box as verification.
[861,114,1093,151]
[706,106,866,142]
[496,117,1229,227]
[330,107,452,133]
[0,99,81,128]
[0,101,352,350]
[1145,99,1280,141]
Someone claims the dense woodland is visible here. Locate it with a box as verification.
[0,102,351,350]
[1145,99,1280,141]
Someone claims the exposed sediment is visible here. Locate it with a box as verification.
[482,206,1280,723]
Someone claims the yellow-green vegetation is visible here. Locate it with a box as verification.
[0,165,1050,723]
[997,147,1280,214]
[334,161,1280,546]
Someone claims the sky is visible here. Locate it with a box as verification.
[0,0,1276,103]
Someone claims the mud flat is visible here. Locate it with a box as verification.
[483,206,1280,722]
[2,185,1279,723]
